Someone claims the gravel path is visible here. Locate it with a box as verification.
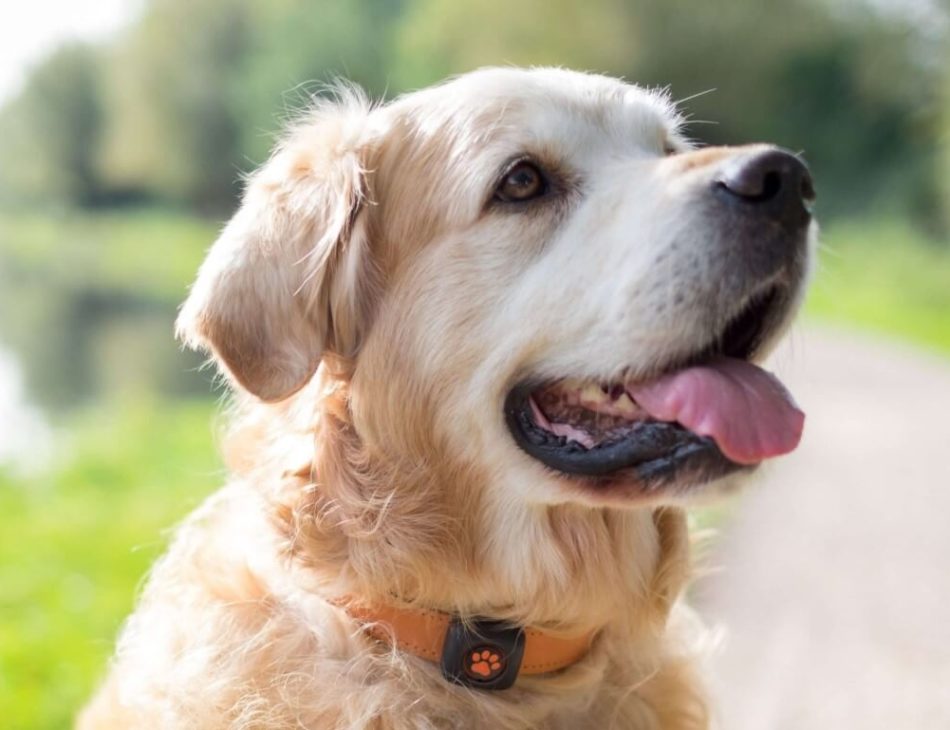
[695,325,950,729]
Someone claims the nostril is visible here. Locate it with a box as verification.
[758,171,782,203]
[715,148,814,224]
[718,156,787,202]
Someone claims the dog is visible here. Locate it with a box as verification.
[79,67,815,729]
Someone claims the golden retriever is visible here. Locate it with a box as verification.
[79,67,816,729]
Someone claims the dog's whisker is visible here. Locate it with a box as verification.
[674,87,717,106]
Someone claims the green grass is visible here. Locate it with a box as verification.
[0,208,218,301]
[806,220,950,354]
[0,398,223,730]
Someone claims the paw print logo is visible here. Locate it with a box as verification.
[466,647,505,680]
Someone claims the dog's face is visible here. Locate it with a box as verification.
[179,68,815,511]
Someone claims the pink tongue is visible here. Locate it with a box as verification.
[627,358,804,465]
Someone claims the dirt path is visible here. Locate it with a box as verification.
[695,325,950,729]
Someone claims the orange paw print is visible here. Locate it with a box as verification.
[468,649,503,678]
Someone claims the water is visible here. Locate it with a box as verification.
[0,347,52,474]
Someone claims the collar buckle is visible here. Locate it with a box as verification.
[440,618,526,690]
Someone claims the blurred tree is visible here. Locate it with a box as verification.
[940,9,950,233]
[0,43,105,207]
[392,0,639,89]
[96,0,406,210]
[231,0,405,165]
[629,0,944,223]
[97,0,249,212]
[0,0,945,227]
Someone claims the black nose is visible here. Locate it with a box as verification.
[715,148,815,228]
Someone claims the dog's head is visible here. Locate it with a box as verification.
[178,67,815,511]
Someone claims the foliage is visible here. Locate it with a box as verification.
[393,0,638,89]
[941,35,950,231]
[91,0,405,210]
[0,44,106,207]
[233,0,404,165]
[97,0,250,211]
[630,1,942,223]
[0,0,946,222]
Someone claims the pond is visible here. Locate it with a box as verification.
[0,346,52,473]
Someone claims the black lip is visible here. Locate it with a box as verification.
[504,386,746,489]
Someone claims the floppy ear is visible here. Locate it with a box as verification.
[177,93,377,401]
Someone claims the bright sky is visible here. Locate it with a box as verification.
[0,0,140,104]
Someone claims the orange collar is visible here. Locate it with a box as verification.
[342,600,598,690]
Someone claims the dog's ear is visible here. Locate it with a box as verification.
[177,93,377,401]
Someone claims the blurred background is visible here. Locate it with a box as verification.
[1,1,948,728]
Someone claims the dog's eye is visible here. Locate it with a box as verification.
[662,141,678,156]
[495,161,548,203]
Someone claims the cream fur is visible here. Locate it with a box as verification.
[79,67,815,729]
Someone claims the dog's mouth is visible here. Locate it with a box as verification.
[504,285,805,494]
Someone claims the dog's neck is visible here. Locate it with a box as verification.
[229,374,692,637]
